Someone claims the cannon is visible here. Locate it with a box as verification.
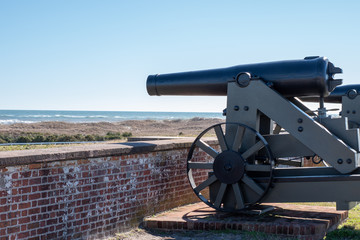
[147,56,360,212]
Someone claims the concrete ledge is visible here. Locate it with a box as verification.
[144,202,348,240]
[128,136,190,141]
[0,138,216,167]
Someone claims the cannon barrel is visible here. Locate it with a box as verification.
[147,57,342,98]
[300,84,360,103]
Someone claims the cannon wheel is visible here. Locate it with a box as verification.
[187,123,274,212]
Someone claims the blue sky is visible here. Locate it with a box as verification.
[1,1,359,112]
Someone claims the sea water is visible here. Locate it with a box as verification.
[0,110,224,124]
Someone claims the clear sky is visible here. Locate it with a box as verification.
[1,1,359,112]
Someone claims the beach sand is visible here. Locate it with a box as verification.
[0,118,224,137]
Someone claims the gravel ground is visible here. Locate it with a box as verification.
[107,228,286,240]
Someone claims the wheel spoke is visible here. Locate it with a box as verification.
[245,164,271,172]
[196,140,219,158]
[232,183,244,209]
[188,162,213,169]
[194,175,217,193]
[232,125,246,151]
[214,183,227,208]
[241,141,265,160]
[242,174,264,196]
[214,125,228,151]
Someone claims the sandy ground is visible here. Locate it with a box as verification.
[108,228,275,240]
[0,118,224,137]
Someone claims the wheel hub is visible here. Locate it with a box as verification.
[213,150,245,184]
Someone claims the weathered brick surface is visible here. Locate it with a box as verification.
[0,141,212,239]
[144,202,348,240]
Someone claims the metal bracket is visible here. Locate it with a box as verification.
[226,80,358,174]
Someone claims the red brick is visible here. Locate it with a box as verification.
[21,224,27,231]
[22,179,29,186]
[19,187,31,194]
[28,208,40,215]
[36,228,46,235]
[270,225,276,234]
[8,212,18,219]
[300,225,305,235]
[18,231,30,239]
[29,230,37,237]
[46,218,57,225]
[46,233,57,239]
[80,224,89,232]
[38,199,49,206]
[28,222,39,230]
[0,214,6,221]
[39,184,50,191]
[39,169,50,176]
[28,193,41,201]
[29,164,42,170]
[310,225,315,235]
[0,221,8,228]
[31,170,38,177]
[283,225,289,235]
[18,217,30,225]
[41,192,47,198]
[21,210,27,217]
[20,171,31,178]
[29,178,41,185]
[11,196,21,203]
[289,225,294,235]
[7,226,20,234]
[11,173,18,179]
[19,202,31,210]
[293,225,300,235]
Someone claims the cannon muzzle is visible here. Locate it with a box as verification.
[147,57,342,98]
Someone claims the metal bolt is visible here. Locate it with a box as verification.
[234,106,239,111]
[236,72,251,88]
[347,110,350,114]
[224,164,232,171]
[353,110,356,114]
[347,158,352,164]
[298,126,303,132]
[266,82,274,88]
[244,106,249,111]
[337,159,343,164]
[297,118,303,124]
[347,89,358,99]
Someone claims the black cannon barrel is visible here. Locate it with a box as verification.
[300,84,360,103]
[147,57,342,98]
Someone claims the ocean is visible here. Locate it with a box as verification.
[0,110,224,124]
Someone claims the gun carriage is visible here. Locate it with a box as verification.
[147,57,360,212]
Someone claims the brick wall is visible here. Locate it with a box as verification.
[0,139,214,239]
